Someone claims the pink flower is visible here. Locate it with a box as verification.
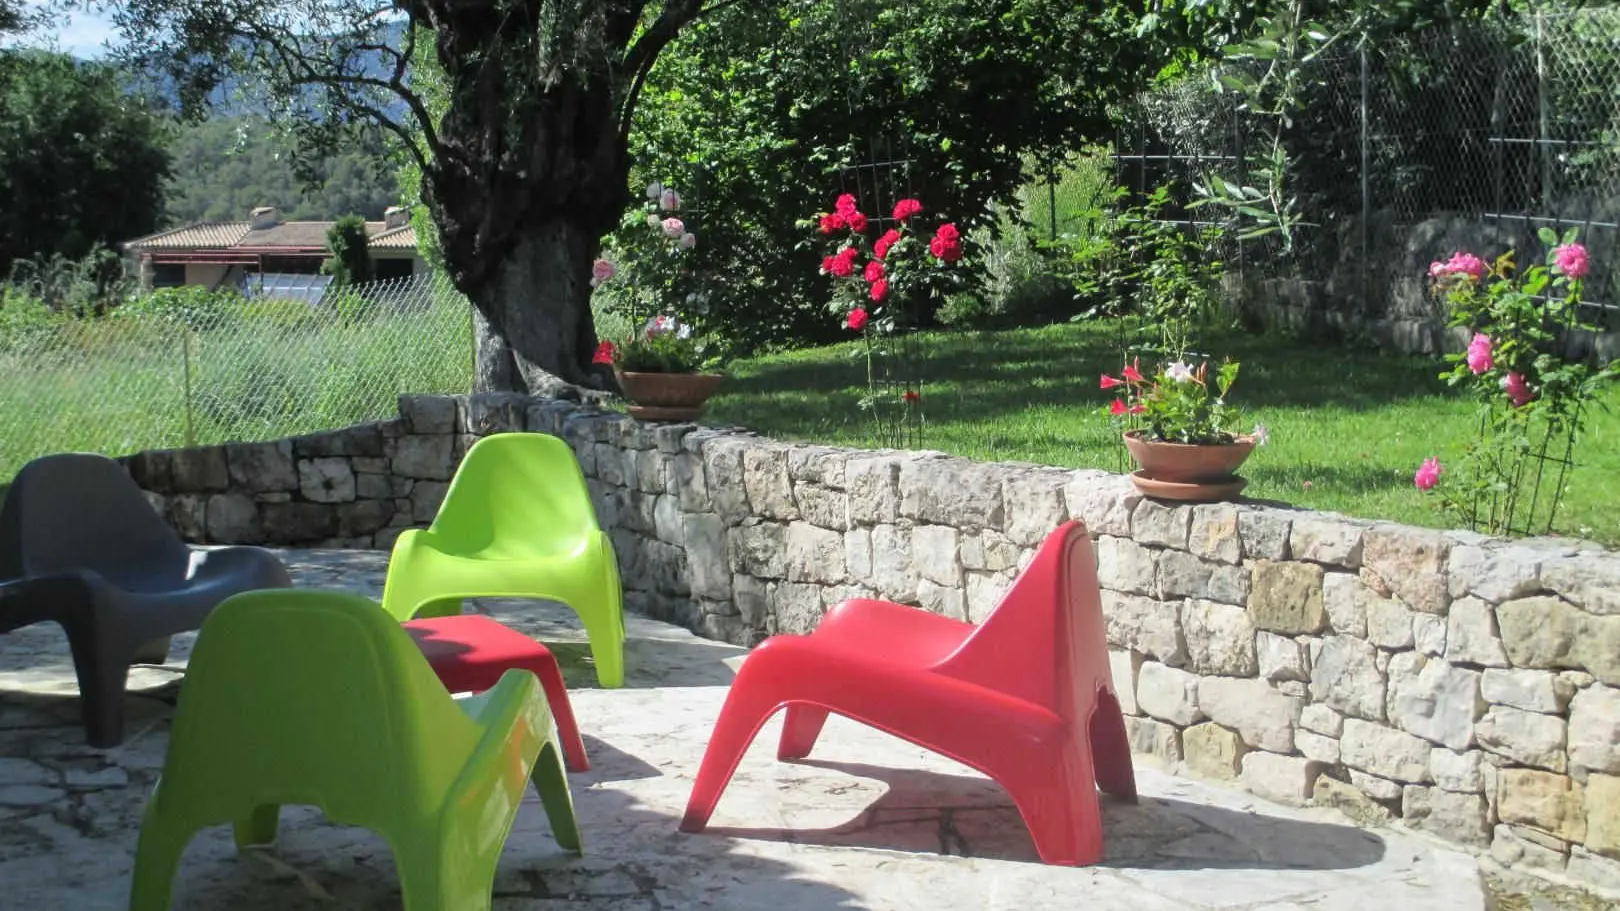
[1415,457,1443,491]
[869,278,888,302]
[1122,358,1143,384]
[1430,252,1489,282]
[660,217,685,239]
[835,194,859,217]
[1553,243,1589,280]
[1465,332,1494,374]
[892,198,923,221]
[846,307,869,331]
[1100,374,1123,389]
[659,188,682,212]
[678,232,697,250]
[874,229,902,260]
[1503,371,1534,408]
[589,257,615,287]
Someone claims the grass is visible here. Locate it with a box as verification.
[705,319,1620,546]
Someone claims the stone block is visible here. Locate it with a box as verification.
[1477,706,1567,772]
[391,434,455,481]
[899,457,1003,529]
[1157,550,1215,600]
[1063,471,1135,538]
[1198,676,1299,753]
[1586,773,1620,859]
[1490,825,1569,874]
[845,456,901,526]
[1257,632,1308,683]
[729,521,787,580]
[1288,518,1365,569]
[592,443,628,487]
[460,392,527,435]
[960,529,1021,573]
[1301,703,1343,737]
[1311,636,1386,721]
[123,449,173,493]
[1101,591,1186,667]
[1541,554,1620,617]
[1108,649,1141,715]
[671,453,711,514]
[355,473,391,500]
[336,500,393,537]
[1243,752,1323,806]
[652,494,683,545]
[870,524,918,602]
[742,445,797,521]
[1341,718,1432,783]
[297,457,356,504]
[1386,652,1482,750]
[1568,848,1620,894]
[966,573,1013,624]
[169,446,229,493]
[1403,786,1490,846]
[1430,748,1484,793]
[1237,508,1291,561]
[1448,542,1542,602]
[293,424,384,458]
[1314,775,1394,825]
[1182,599,1257,676]
[732,575,771,629]
[916,579,966,621]
[1361,525,1451,614]
[683,514,731,602]
[409,480,449,523]
[1498,768,1586,843]
[843,527,872,582]
[225,440,297,492]
[205,493,262,544]
[1321,571,1369,638]
[785,522,845,585]
[399,394,457,434]
[1413,614,1448,657]
[1365,595,1414,649]
[1504,596,1620,686]
[1131,499,1189,549]
[1183,722,1246,780]
[1124,716,1183,767]
[1187,504,1242,565]
[260,502,337,543]
[1570,685,1620,775]
[1248,560,1326,634]
[773,581,823,634]
[1482,668,1574,715]
[167,494,205,541]
[911,525,960,587]
[1296,729,1340,764]
[702,437,752,526]
[1349,769,1404,802]
[1445,597,1509,668]
[784,446,847,488]
[796,484,848,531]
[1136,662,1202,726]
[1001,470,1069,546]
[653,423,697,455]
[1095,536,1157,597]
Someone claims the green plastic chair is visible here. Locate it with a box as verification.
[129,589,582,911]
[381,433,626,688]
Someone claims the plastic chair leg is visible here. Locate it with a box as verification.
[531,742,582,853]
[998,746,1105,867]
[392,839,458,911]
[63,625,130,748]
[128,810,193,911]
[580,609,624,688]
[527,659,589,772]
[131,636,172,665]
[776,704,830,761]
[233,803,280,849]
[680,684,782,833]
[1089,689,1138,802]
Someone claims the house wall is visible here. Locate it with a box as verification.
[181,263,235,290]
[119,392,1620,899]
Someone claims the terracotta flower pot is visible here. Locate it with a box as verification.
[615,370,724,422]
[1123,429,1255,502]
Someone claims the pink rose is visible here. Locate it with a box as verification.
[1414,457,1442,491]
[660,217,685,238]
[678,232,697,250]
[1431,252,1489,282]
[1465,332,1493,374]
[589,257,615,287]
[659,188,682,212]
[1503,372,1534,408]
[1553,243,1589,280]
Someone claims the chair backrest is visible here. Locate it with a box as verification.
[937,521,1109,720]
[155,589,475,827]
[427,433,598,557]
[0,452,189,585]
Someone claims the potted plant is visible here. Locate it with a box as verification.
[590,181,726,421]
[1102,355,1266,501]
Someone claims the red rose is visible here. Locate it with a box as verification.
[893,198,923,221]
[874,229,901,260]
[846,211,869,233]
[821,255,836,274]
[870,278,888,302]
[829,247,859,277]
[846,307,869,331]
[929,236,963,262]
[863,260,885,283]
[933,223,961,243]
[835,193,858,217]
[592,340,617,365]
[818,213,845,234]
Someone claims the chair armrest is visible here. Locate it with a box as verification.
[0,570,119,633]
[190,546,292,588]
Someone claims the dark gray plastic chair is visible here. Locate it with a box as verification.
[0,453,291,747]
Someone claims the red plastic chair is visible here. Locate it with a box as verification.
[403,615,590,772]
[679,520,1135,866]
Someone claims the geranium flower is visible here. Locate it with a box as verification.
[874,229,902,260]
[591,340,616,365]
[1502,371,1534,407]
[1100,374,1123,389]
[660,217,685,239]
[893,198,923,221]
[1122,358,1143,383]
[589,257,615,287]
[1165,361,1194,383]
[1414,457,1443,491]
[659,188,682,212]
[1466,332,1493,374]
[1553,243,1589,280]
[1109,398,1127,416]
[846,307,869,331]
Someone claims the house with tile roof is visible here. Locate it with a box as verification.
[121,205,425,299]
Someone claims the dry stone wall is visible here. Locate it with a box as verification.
[122,392,1620,896]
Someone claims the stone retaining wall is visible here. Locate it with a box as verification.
[122,392,1620,896]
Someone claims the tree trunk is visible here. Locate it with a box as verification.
[468,222,602,396]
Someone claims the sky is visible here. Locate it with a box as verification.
[7,1,119,58]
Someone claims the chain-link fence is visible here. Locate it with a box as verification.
[0,272,474,479]
[1113,4,1620,348]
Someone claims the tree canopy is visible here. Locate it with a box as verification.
[0,49,171,275]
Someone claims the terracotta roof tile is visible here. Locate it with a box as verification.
[127,219,419,252]
[125,223,251,249]
[368,224,418,249]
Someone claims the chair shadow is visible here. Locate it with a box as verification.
[703,758,1386,872]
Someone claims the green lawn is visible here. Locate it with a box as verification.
[705,320,1620,546]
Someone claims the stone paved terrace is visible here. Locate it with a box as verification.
[0,550,1498,909]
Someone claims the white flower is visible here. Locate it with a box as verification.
[1165,361,1195,383]
[678,232,697,250]
[643,315,692,339]
[645,181,662,200]
[1252,423,1269,446]
[646,214,661,229]
[659,188,682,212]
